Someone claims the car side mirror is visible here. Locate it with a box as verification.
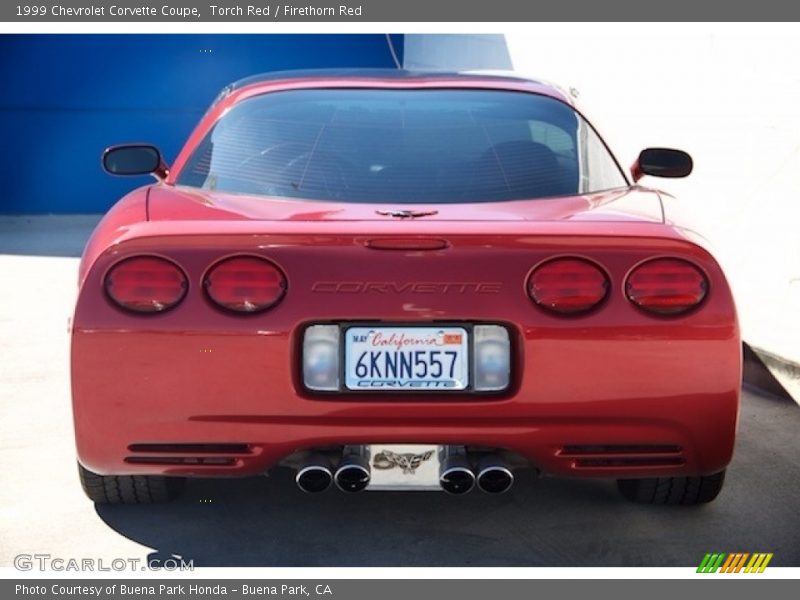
[102,144,168,180]
[631,148,693,182]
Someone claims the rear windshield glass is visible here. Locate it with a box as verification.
[177,89,627,203]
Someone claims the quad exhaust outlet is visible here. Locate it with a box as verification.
[475,454,514,494]
[294,446,514,494]
[439,447,476,495]
[334,447,371,493]
[295,454,334,494]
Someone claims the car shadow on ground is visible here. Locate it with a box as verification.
[96,469,630,567]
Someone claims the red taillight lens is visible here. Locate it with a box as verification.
[528,258,609,314]
[626,258,708,315]
[204,256,287,313]
[104,256,187,313]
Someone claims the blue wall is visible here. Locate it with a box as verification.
[0,34,401,214]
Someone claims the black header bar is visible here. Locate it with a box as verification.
[3,0,800,22]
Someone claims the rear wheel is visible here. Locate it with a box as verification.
[617,470,725,505]
[78,463,185,504]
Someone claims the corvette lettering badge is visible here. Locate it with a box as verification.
[372,449,435,474]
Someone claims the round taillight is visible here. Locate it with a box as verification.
[204,256,287,313]
[528,258,609,314]
[626,258,708,315]
[104,256,187,313]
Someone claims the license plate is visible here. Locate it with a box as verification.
[344,326,469,391]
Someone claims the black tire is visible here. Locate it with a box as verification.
[617,470,726,505]
[78,463,185,504]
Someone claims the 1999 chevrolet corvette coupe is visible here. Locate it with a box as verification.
[72,70,740,505]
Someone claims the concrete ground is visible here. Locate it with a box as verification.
[1,217,799,568]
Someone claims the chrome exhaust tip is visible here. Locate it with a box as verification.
[334,450,371,493]
[476,456,514,494]
[439,454,476,495]
[295,458,333,494]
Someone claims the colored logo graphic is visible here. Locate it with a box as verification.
[697,553,773,573]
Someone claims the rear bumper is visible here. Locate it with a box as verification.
[72,328,741,479]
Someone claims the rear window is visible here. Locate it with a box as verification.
[177,89,627,203]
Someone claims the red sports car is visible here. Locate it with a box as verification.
[72,70,740,505]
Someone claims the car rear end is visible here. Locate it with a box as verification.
[72,74,740,504]
[72,219,740,494]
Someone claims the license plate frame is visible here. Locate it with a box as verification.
[343,325,471,392]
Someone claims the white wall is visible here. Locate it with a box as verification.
[507,24,800,361]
